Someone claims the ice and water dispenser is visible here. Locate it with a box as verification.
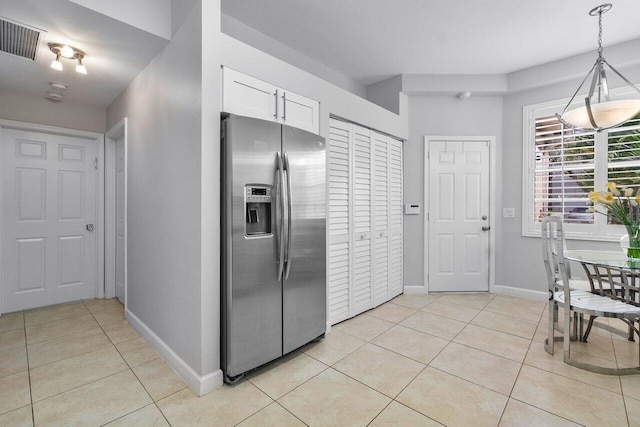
[245,184,272,236]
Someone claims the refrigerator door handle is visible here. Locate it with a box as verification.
[276,150,286,281]
[283,151,293,279]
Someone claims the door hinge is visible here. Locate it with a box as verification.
[94,158,98,169]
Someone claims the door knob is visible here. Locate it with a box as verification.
[482,226,490,231]
[86,224,94,232]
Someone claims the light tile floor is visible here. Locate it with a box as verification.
[2,293,640,426]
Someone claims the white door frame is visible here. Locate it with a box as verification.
[105,118,127,302]
[0,119,105,313]
[423,135,496,294]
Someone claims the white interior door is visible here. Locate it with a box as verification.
[428,140,489,292]
[115,135,126,304]
[1,128,98,312]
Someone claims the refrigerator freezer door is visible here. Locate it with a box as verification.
[282,125,327,354]
[222,115,283,378]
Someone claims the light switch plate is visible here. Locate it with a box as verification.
[503,208,516,218]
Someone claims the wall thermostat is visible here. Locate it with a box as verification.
[404,204,421,215]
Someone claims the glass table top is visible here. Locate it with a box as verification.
[564,250,640,270]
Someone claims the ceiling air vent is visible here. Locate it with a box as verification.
[0,17,46,61]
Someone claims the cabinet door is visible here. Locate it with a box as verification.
[388,138,404,298]
[327,119,351,324]
[222,67,278,122]
[281,91,320,135]
[351,124,372,316]
[372,132,390,307]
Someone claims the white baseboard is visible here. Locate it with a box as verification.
[125,308,223,396]
[325,321,332,334]
[403,286,427,295]
[493,285,547,302]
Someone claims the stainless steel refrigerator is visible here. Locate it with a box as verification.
[221,114,326,383]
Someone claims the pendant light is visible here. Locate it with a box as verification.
[559,4,640,131]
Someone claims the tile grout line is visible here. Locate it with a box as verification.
[23,309,36,426]
[83,301,180,426]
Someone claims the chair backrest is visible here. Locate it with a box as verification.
[541,216,571,294]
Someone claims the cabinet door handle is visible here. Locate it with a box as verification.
[282,92,286,121]
[274,90,278,119]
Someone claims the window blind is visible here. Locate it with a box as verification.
[533,114,595,224]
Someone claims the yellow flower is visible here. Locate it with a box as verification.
[607,182,620,196]
[588,191,603,203]
[624,188,634,198]
[603,193,614,203]
[636,194,640,202]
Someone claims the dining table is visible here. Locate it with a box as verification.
[565,249,640,271]
[565,249,640,337]
[561,249,640,374]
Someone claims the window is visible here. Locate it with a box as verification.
[523,99,640,241]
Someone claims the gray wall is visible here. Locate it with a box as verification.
[106,1,205,373]
[221,13,366,98]
[366,75,403,114]
[404,95,503,290]
[0,89,106,133]
[401,39,640,296]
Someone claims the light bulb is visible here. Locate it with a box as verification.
[50,54,63,71]
[75,57,87,75]
[60,45,74,58]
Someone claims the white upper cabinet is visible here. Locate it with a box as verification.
[222,67,320,135]
[222,67,279,122]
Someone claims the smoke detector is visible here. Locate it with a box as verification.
[49,82,68,91]
[46,92,63,102]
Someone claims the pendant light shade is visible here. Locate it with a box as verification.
[562,99,640,130]
[559,4,640,131]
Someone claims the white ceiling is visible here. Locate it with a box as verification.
[222,0,640,85]
[0,0,168,107]
[2,1,640,108]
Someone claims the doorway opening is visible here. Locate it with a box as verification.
[105,118,128,305]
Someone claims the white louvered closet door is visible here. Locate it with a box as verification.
[327,120,351,324]
[327,118,403,325]
[351,125,373,316]
[372,132,390,307]
[388,138,404,297]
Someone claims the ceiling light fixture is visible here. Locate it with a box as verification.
[559,4,640,131]
[48,43,87,75]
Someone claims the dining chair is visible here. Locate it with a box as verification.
[541,216,614,341]
[542,216,581,346]
[543,216,640,374]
